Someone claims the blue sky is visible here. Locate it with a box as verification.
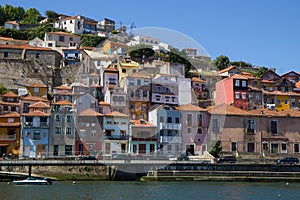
[2,0,300,74]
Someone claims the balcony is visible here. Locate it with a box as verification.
[24,122,49,128]
[160,123,181,130]
[0,134,16,141]
[159,136,182,143]
[104,135,128,140]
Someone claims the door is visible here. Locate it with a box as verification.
[247,143,255,152]
[36,144,46,157]
[150,144,155,155]
[271,143,279,154]
[139,144,146,154]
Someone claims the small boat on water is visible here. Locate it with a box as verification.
[13,177,53,185]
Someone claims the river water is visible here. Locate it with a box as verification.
[1,181,300,200]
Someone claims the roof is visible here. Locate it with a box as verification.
[21,96,49,102]
[0,101,19,106]
[105,111,129,117]
[104,66,118,72]
[231,74,248,80]
[51,100,73,106]
[47,31,80,37]
[218,66,241,74]
[3,91,18,98]
[0,44,52,51]
[99,101,110,106]
[54,85,72,90]
[208,104,251,116]
[79,109,103,116]
[130,119,156,127]
[88,73,99,77]
[191,77,206,83]
[22,110,50,116]
[127,71,151,79]
[295,81,300,89]
[29,101,50,108]
[28,83,47,88]
[176,103,207,111]
[0,112,20,118]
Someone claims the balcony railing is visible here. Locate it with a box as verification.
[159,136,181,143]
[0,134,16,141]
[24,122,49,128]
[104,135,128,140]
[160,123,181,130]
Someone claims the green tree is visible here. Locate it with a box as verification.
[213,55,230,70]
[3,4,19,21]
[209,140,222,158]
[129,44,155,62]
[45,10,58,23]
[230,61,252,68]
[254,67,268,78]
[21,8,41,25]
[79,34,106,47]
[0,84,10,95]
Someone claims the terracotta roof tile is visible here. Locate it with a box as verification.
[208,104,251,116]
[217,66,240,74]
[22,110,50,116]
[54,85,72,90]
[21,96,49,102]
[191,77,206,83]
[29,101,50,108]
[3,91,18,98]
[0,101,20,106]
[295,81,300,89]
[0,44,52,51]
[99,101,110,106]
[79,109,103,116]
[28,83,47,88]
[105,111,129,117]
[176,103,207,111]
[130,119,156,127]
[231,74,248,80]
[52,100,73,106]
[0,112,20,118]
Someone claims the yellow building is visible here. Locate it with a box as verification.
[117,56,139,81]
[26,83,48,97]
[274,91,289,111]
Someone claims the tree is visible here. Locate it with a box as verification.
[45,10,58,23]
[213,55,230,70]
[209,140,222,158]
[0,84,10,95]
[230,61,252,68]
[21,8,42,25]
[128,44,155,63]
[254,67,268,78]
[79,34,106,47]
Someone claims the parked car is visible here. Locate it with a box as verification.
[216,156,237,163]
[276,157,299,165]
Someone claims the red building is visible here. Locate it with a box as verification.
[215,74,249,110]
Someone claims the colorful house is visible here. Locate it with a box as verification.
[0,91,20,114]
[176,104,209,155]
[103,111,130,156]
[215,74,249,110]
[149,104,182,156]
[129,119,157,156]
[0,112,21,157]
[49,100,76,157]
[76,109,103,156]
[26,83,48,97]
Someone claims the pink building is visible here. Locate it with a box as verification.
[176,104,209,155]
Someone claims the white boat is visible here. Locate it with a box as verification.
[13,177,52,185]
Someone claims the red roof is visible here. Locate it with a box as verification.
[21,96,49,102]
[130,119,156,127]
[0,112,20,118]
[176,103,207,111]
[22,110,50,116]
[28,83,47,88]
[52,100,73,106]
[79,109,103,116]
[105,111,129,117]
[54,85,72,90]
[29,101,50,108]
[3,91,18,98]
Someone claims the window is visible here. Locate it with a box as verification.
[59,36,65,42]
[65,145,72,155]
[34,87,39,93]
[197,128,203,134]
[187,113,192,126]
[167,117,172,123]
[284,100,288,105]
[246,119,255,134]
[270,120,278,135]
[175,117,180,124]
[33,131,40,140]
[282,143,287,152]
[79,130,86,137]
[235,92,240,99]
[159,116,164,123]
[256,94,260,100]
[277,99,281,105]
[143,90,148,97]
[137,79,141,86]
[135,90,140,97]
[55,127,61,134]
[4,52,8,57]
[35,53,40,59]
[53,145,58,156]
[128,79,134,85]
[212,119,220,133]
[231,142,237,152]
[122,69,126,73]
[187,128,192,134]
[105,143,110,154]
[91,130,96,137]
[55,115,62,121]
[241,93,247,99]
[242,80,247,87]
[70,37,73,41]
[64,127,71,134]
[130,104,135,110]
[294,144,300,153]
[235,80,240,87]
[66,115,72,122]
[197,114,202,126]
